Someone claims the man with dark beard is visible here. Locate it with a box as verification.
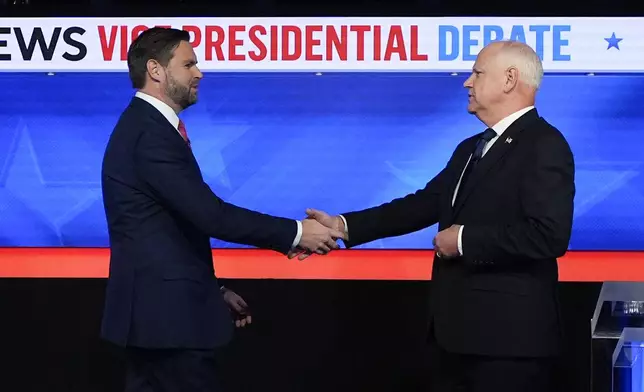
[100,28,344,392]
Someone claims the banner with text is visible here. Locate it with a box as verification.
[0,17,641,72]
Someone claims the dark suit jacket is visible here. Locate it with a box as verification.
[342,109,575,358]
[100,97,297,349]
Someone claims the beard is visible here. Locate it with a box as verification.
[165,73,197,110]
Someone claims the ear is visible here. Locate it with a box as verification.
[146,59,165,83]
[503,66,519,93]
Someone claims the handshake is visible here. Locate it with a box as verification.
[289,208,346,261]
[287,208,463,261]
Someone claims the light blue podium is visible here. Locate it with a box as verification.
[591,282,644,392]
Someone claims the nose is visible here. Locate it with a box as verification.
[463,75,473,88]
[194,65,203,80]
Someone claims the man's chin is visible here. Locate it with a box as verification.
[182,96,198,109]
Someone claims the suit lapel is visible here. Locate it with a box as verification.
[131,98,201,168]
[133,97,194,150]
[447,138,477,208]
[452,109,540,216]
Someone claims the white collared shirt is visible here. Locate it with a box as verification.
[134,91,302,249]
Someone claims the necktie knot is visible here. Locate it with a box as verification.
[481,128,497,142]
[178,120,191,148]
[471,128,496,161]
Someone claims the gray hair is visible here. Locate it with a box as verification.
[496,40,544,89]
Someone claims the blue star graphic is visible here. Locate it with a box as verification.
[605,33,623,50]
[0,119,101,245]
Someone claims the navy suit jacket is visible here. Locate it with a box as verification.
[100,97,297,349]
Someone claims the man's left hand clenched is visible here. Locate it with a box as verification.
[433,224,462,259]
[222,288,252,328]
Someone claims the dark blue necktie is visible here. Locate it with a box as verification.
[455,128,497,205]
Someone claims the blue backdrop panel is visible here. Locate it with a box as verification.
[0,72,641,250]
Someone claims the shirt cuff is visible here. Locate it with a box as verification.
[339,215,349,237]
[292,220,303,248]
[457,225,464,256]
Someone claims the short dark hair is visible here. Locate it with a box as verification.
[127,27,191,89]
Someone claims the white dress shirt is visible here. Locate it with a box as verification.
[339,106,534,255]
[134,91,302,249]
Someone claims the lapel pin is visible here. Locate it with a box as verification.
[505,137,512,144]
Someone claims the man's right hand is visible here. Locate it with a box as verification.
[293,218,345,259]
[288,209,347,260]
[305,208,345,233]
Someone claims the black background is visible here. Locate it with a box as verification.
[0,278,601,391]
[1,0,643,17]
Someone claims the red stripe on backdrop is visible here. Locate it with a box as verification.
[0,248,642,281]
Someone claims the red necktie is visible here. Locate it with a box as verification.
[178,120,191,148]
